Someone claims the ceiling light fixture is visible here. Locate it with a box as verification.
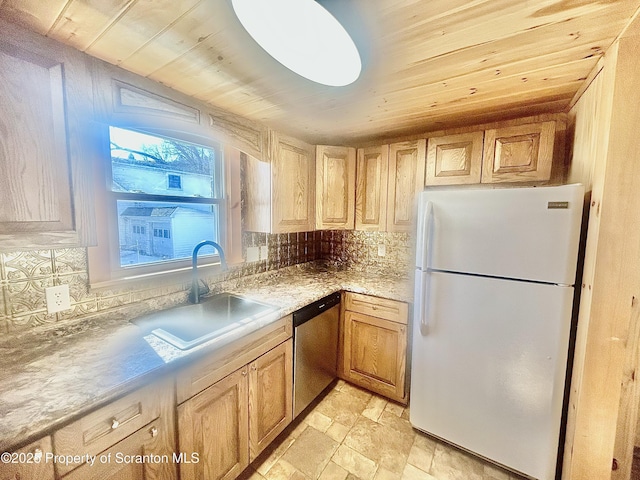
[231,0,362,87]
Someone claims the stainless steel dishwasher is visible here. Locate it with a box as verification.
[293,292,341,418]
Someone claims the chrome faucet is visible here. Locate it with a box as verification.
[189,240,228,304]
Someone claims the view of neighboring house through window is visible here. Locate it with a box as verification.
[108,126,223,268]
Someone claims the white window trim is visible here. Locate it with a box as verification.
[87,125,243,291]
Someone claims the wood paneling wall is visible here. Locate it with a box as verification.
[563,18,640,480]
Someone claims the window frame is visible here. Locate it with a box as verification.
[87,123,243,290]
[166,173,182,190]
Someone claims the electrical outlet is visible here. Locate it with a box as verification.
[259,245,268,260]
[45,284,71,314]
[377,244,386,257]
[246,246,260,262]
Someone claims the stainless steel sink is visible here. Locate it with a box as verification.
[131,293,278,350]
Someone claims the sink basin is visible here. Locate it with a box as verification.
[132,293,278,350]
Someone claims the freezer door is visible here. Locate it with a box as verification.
[410,271,574,480]
[418,184,584,284]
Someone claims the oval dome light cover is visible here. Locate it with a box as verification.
[231,0,362,86]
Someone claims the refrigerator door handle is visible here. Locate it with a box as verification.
[418,201,434,271]
[415,200,434,335]
[420,270,431,336]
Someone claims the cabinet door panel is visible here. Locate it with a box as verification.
[0,436,54,480]
[355,145,388,231]
[426,132,483,185]
[387,140,426,232]
[316,146,356,229]
[482,121,555,183]
[271,134,315,233]
[342,311,407,403]
[0,23,96,249]
[178,368,249,480]
[249,338,293,461]
[0,43,72,232]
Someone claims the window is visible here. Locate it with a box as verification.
[167,174,182,189]
[87,125,242,289]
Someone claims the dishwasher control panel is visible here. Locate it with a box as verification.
[292,292,341,327]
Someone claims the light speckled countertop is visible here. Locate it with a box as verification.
[0,264,411,452]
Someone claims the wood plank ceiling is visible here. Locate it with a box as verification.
[1,0,639,145]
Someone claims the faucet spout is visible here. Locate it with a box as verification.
[190,240,227,304]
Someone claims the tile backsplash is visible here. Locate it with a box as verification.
[0,230,412,334]
[321,230,413,277]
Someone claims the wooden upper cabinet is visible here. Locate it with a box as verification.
[355,145,388,231]
[244,132,315,233]
[0,46,71,233]
[482,121,555,183]
[316,145,356,230]
[0,27,95,250]
[386,139,426,232]
[426,132,484,185]
[271,133,315,233]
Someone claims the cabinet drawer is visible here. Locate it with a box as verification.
[53,378,171,476]
[176,315,292,404]
[0,436,54,480]
[62,417,176,480]
[344,292,408,324]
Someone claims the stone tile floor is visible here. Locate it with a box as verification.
[242,380,528,480]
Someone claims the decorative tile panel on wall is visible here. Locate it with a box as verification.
[0,229,410,334]
[321,231,413,278]
[0,231,323,334]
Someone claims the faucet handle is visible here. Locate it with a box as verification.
[198,279,210,297]
[189,279,210,303]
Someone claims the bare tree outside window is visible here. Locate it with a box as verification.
[108,127,223,267]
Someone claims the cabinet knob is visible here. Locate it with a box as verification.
[111,418,120,430]
[32,448,43,459]
[372,305,378,310]
[251,364,257,371]
[150,426,158,438]
[242,370,247,376]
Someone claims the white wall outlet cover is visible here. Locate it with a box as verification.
[259,245,268,260]
[378,244,386,257]
[45,284,72,313]
[247,246,260,262]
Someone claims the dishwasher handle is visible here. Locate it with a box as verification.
[293,292,341,327]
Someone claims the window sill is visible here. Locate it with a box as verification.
[88,260,231,294]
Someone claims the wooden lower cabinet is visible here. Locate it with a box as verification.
[53,377,176,480]
[53,379,172,477]
[248,339,293,461]
[178,339,293,480]
[62,418,176,480]
[178,368,250,480]
[0,436,54,480]
[340,293,408,404]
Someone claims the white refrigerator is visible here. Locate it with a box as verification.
[410,184,584,480]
